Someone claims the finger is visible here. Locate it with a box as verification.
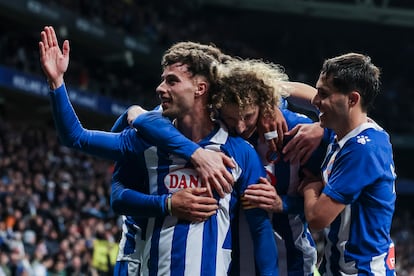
[282,137,299,161]
[284,125,299,137]
[266,139,277,153]
[62,40,70,58]
[50,26,58,47]
[241,196,258,210]
[264,130,278,152]
[40,31,48,50]
[276,136,283,151]
[282,126,300,154]
[221,154,236,169]
[300,149,313,166]
[189,187,209,196]
[39,42,44,59]
[259,177,272,186]
[289,147,303,164]
[263,130,278,141]
[282,136,297,155]
[193,211,216,223]
[276,122,287,150]
[209,178,225,198]
[244,186,273,198]
[243,193,273,206]
[221,170,234,191]
[195,202,219,212]
[203,181,214,198]
[46,26,54,48]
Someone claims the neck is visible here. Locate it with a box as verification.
[335,112,368,140]
[175,104,214,143]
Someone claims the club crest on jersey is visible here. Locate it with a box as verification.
[356,135,371,144]
[164,168,201,193]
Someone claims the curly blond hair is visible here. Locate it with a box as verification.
[210,59,290,118]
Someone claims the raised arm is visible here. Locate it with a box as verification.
[40,26,149,160]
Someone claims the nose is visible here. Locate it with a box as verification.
[311,94,319,108]
[156,82,165,95]
[236,120,246,134]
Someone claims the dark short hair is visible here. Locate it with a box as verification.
[321,53,381,112]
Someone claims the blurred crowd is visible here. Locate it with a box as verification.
[0,120,119,275]
[1,0,414,133]
[1,1,414,275]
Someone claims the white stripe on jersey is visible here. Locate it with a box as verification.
[370,252,387,275]
[184,223,204,276]
[144,146,160,195]
[157,217,176,276]
[215,193,232,274]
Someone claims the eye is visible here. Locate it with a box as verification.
[244,114,253,121]
[164,76,179,86]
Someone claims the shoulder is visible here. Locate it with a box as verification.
[338,126,392,165]
[344,127,390,152]
[225,135,256,152]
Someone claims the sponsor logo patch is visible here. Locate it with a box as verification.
[164,168,201,193]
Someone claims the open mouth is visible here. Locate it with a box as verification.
[160,98,171,109]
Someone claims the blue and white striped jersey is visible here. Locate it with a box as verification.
[135,106,326,276]
[49,84,278,276]
[320,122,396,275]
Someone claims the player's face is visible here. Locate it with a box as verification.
[156,63,199,119]
[312,73,349,132]
[220,104,259,139]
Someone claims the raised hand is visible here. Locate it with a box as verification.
[39,26,70,89]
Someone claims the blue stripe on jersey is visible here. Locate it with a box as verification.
[201,215,218,275]
[149,217,164,276]
[273,214,304,271]
[325,215,342,274]
[171,221,190,275]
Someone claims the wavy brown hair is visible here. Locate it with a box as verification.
[161,41,232,88]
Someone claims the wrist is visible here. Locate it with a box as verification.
[190,148,203,167]
[166,193,173,216]
[48,77,64,90]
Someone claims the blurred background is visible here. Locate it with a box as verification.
[0,0,413,274]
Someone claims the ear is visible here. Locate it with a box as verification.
[348,91,360,107]
[195,81,208,97]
